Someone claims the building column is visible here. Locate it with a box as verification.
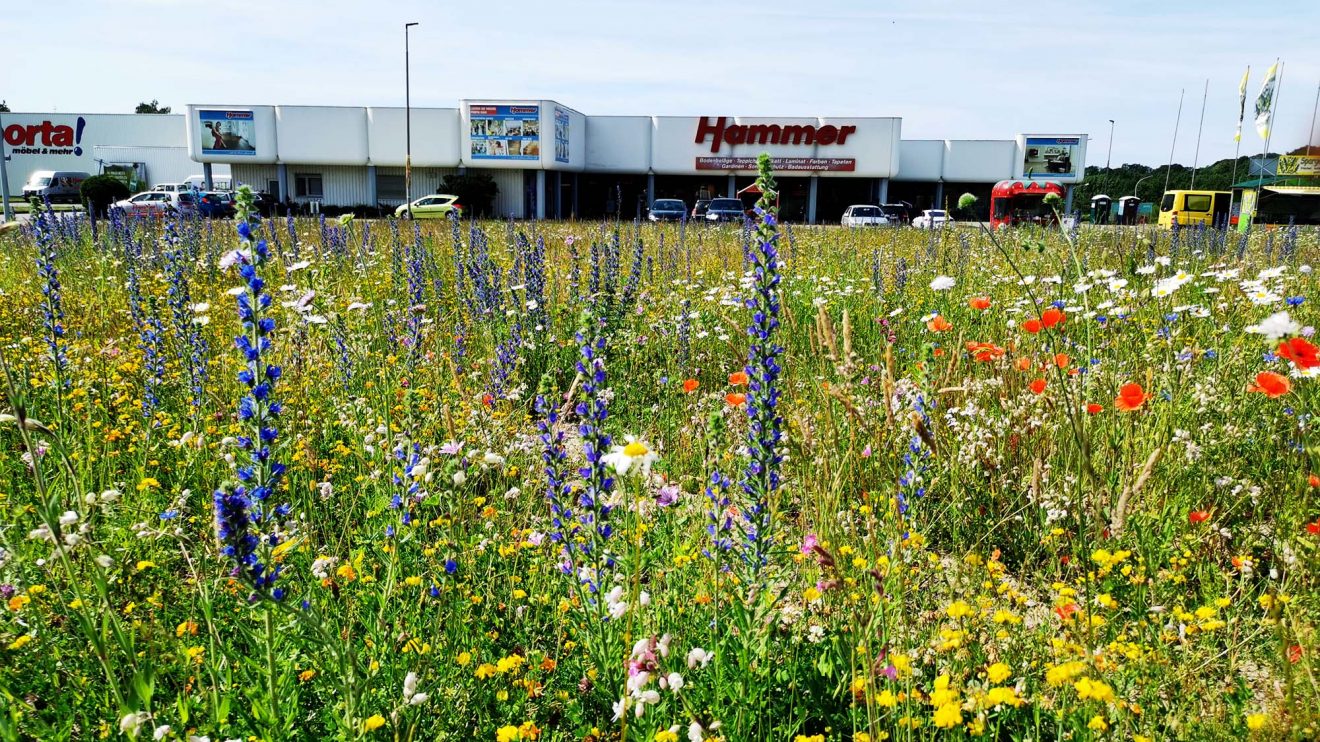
[934,180,945,209]
[646,173,656,208]
[1065,185,1075,214]
[878,177,889,204]
[572,173,579,219]
[535,170,546,220]
[727,174,736,198]
[807,175,819,224]
[202,163,213,191]
[366,165,377,207]
[277,163,289,203]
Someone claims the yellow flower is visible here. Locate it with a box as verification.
[1045,661,1087,686]
[137,477,161,491]
[803,587,822,603]
[1246,713,1266,731]
[793,736,825,742]
[336,564,358,582]
[991,609,1020,625]
[1074,676,1114,703]
[945,600,973,619]
[984,686,1020,708]
[655,731,679,742]
[929,674,958,707]
[8,595,30,612]
[403,576,422,587]
[457,651,472,666]
[496,654,525,674]
[623,441,649,457]
[986,662,1011,684]
[891,654,912,677]
[135,560,156,572]
[7,635,33,651]
[932,702,963,729]
[175,620,198,637]
[364,715,386,732]
[876,689,898,707]
[1087,715,1108,732]
[299,669,317,682]
[475,663,498,679]
[850,675,867,695]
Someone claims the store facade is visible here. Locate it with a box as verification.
[3,100,1087,221]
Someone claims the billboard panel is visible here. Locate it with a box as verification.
[554,107,570,164]
[1277,155,1320,177]
[1021,136,1080,179]
[198,109,256,156]
[469,104,540,161]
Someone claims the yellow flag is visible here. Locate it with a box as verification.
[1254,61,1279,142]
[1234,67,1249,142]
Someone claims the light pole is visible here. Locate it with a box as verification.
[0,110,12,221]
[1105,119,1115,169]
[404,21,419,219]
[1133,173,1155,202]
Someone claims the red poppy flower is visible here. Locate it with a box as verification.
[927,315,953,332]
[1307,520,1320,536]
[1022,319,1043,334]
[725,393,746,406]
[1288,645,1303,664]
[1309,473,1320,488]
[1015,357,1033,372]
[1054,602,1078,621]
[969,296,992,311]
[1249,371,1291,398]
[1029,378,1047,395]
[1086,403,1103,415]
[966,341,1005,363]
[932,347,946,357]
[481,393,494,407]
[1189,510,1211,524]
[728,371,749,386]
[1054,353,1070,369]
[1277,337,1320,369]
[1114,383,1149,412]
[682,378,699,394]
[1042,307,1066,329]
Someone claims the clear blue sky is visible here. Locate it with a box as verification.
[4,0,1317,167]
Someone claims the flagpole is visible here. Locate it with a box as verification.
[1163,88,1185,198]
[1308,79,1319,155]
[1229,66,1250,225]
[1260,60,1283,180]
[1191,78,1209,189]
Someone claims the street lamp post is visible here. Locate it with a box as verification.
[0,110,12,222]
[1133,173,1155,201]
[404,21,419,219]
[1106,119,1115,169]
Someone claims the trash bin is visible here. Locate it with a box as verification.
[1090,194,1112,225]
[1118,196,1141,226]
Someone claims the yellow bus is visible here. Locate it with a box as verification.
[1157,190,1231,228]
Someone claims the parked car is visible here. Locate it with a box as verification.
[912,209,950,229]
[691,199,712,219]
[197,191,235,219]
[23,170,91,204]
[112,191,197,217]
[880,203,912,223]
[704,198,746,223]
[151,183,189,193]
[395,194,462,219]
[648,199,687,222]
[841,205,890,227]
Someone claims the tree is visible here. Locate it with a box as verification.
[135,100,171,114]
[80,175,130,217]
[0,100,9,113]
[438,171,499,217]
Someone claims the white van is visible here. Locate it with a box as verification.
[182,174,233,191]
[23,170,91,204]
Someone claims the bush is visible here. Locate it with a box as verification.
[80,175,130,216]
[439,171,500,217]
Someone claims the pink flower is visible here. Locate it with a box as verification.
[801,533,818,555]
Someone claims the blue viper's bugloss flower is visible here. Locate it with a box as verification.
[214,191,290,599]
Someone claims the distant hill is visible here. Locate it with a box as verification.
[1075,145,1314,204]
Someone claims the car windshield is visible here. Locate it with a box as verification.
[178,194,194,204]
[1160,194,1175,211]
[655,200,683,210]
[851,207,880,217]
[711,199,741,209]
[28,176,52,187]
[929,210,946,217]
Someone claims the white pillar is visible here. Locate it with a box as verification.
[647,172,656,208]
[807,175,819,224]
[727,174,736,197]
[366,165,377,207]
[277,163,289,203]
[878,177,889,204]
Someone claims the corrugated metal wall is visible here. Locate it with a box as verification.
[490,169,525,218]
[232,165,279,194]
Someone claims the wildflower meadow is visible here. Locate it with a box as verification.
[2,159,1319,741]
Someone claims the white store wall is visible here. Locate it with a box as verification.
[942,140,1018,183]
[585,116,651,173]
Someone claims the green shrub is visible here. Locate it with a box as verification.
[80,175,130,215]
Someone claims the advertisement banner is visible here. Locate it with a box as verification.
[469,104,540,161]
[695,156,856,172]
[554,107,570,164]
[1022,137,1079,179]
[1277,155,1320,177]
[198,110,256,156]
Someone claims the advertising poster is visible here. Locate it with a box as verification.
[1277,155,1320,177]
[554,107,570,164]
[199,110,257,156]
[1022,136,1080,179]
[470,104,540,161]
